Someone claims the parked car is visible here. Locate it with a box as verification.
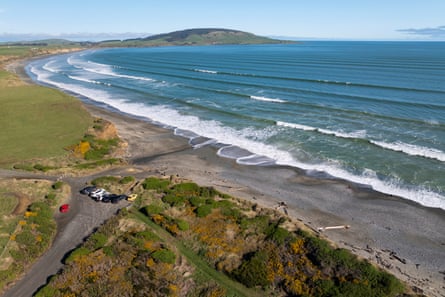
[111,194,127,204]
[127,193,138,201]
[59,204,70,213]
[101,194,114,203]
[90,188,109,201]
[80,186,97,195]
[101,193,121,203]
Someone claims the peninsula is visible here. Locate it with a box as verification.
[98,28,294,47]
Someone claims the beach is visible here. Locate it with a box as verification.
[83,102,445,296]
[7,55,445,296]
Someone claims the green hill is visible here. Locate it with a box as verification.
[98,28,293,47]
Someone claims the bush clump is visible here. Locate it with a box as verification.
[64,247,91,263]
[52,181,64,190]
[233,250,270,288]
[151,249,176,264]
[119,176,135,184]
[142,177,170,192]
[143,204,164,215]
[88,232,108,250]
[176,219,189,231]
[195,204,213,218]
[91,175,120,186]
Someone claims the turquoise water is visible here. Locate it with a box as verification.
[27,42,445,209]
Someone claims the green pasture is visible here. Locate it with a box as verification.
[0,46,33,57]
[0,85,93,166]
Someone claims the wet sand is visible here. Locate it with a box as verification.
[8,58,445,296]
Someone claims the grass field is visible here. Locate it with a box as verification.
[0,45,94,167]
[0,46,34,57]
[0,84,93,167]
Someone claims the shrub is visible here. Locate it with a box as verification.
[142,177,170,192]
[267,226,290,245]
[170,182,200,195]
[82,138,119,160]
[52,181,64,190]
[84,148,105,160]
[103,246,114,257]
[195,204,213,218]
[15,229,34,246]
[198,186,219,198]
[234,251,271,288]
[45,193,56,202]
[240,215,270,232]
[12,163,34,171]
[89,233,108,250]
[91,176,119,186]
[29,202,53,219]
[176,219,189,231]
[73,141,90,157]
[189,196,205,207]
[64,247,91,263]
[34,285,58,297]
[143,204,164,215]
[136,230,160,241]
[152,249,176,264]
[163,193,187,207]
[119,176,135,184]
[33,164,54,172]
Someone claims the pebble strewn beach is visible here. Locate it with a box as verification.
[83,102,445,297]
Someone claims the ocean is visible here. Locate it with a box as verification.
[27,42,445,210]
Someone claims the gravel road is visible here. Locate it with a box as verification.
[1,169,132,297]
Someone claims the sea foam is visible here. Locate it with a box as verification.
[250,95,286,103]
[68,56,155,82]
[194,69,218,74]
[371,141,445,162]
[276,121,367,139]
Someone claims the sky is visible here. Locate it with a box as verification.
[1,0,445,41]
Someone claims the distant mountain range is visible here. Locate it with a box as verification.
[0,28,294,47]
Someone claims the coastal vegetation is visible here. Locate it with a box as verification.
[35,176,405,297]
[0,179,70,290]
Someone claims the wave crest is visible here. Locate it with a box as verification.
[194,68,218,74]
[250,95,286,103]
[371,141,445,162]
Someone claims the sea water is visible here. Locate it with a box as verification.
[27,42,445,209]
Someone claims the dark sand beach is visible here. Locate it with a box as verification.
[82,103,445,296]
[6,59,445,296]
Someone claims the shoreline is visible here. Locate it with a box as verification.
[83,99,445,297]
[9,56,445,296]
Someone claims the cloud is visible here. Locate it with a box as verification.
[397,25,445,39]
